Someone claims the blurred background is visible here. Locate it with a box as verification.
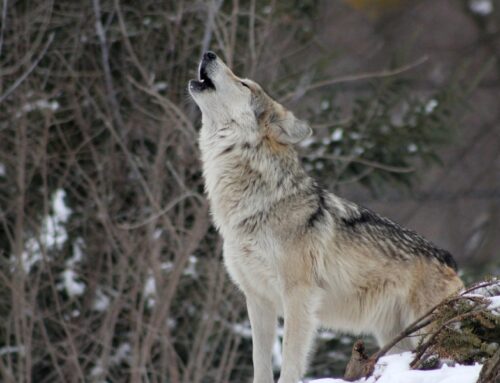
[0,0,499,382]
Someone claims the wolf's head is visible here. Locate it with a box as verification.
[189,52,311,145]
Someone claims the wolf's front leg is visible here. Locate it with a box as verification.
[246,294,277,383]
[278,286,318,383]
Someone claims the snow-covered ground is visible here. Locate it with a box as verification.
[309,352,482,383]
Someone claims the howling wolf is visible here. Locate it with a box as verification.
[189,51,463,383]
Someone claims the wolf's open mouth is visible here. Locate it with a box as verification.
[189,60,216,93]
[198,64,215,90]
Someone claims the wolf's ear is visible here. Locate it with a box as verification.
[270,112,312,145]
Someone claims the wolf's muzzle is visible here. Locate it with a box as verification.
[189,51,217,92]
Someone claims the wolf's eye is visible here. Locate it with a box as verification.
[241,82,250,89]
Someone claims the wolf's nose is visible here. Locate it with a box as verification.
[204,51,217,61]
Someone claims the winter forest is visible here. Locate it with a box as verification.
[0,0,499,382]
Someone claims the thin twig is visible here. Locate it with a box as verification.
[0,33,54,104]
[310,154,416,174]
[281,56,429,103]
[92,0,125,129]
[0,0,8,57]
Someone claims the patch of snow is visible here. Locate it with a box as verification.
[326,350,349,361]
[144,275,156,296]
[21,189,72,273]
[44,189,71,249]
[161,261,173,272]
[315,161,325,170]
[488,295,500,311]
[339,336,353,345]
[321,137,331,145]
[321,100,330,111]
[153,228,163,239]
[67,238,84,267]
[232,322,252,338]
[464,280,500,313]
[0,163,5,176]
[153,82,168,92]
[353,146,364,155]
[90,361,105,379]
[144,272,157,308]
[308,352,482,383]
[53,189,71,221]
[21,239,43,274]
[167,318,177,328]
[273,335,283,370]
[0,345,25,356]
[425,99,439,114]
[59,269,86,297]
[318,330,339,340]
[331,128,343,142]
[300,137,316,148]
[183,255,198,277]
[469,0,493,15]
[16,99,60,118]
[143,274,156,308]
[407,143,418,153]
[111,343,131,365]
[93,289,110,312]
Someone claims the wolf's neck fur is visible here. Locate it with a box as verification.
[199,119,313,233]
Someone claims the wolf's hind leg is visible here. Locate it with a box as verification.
[374,314,418,354]
[375,330,416,354]
[247,294,277,383]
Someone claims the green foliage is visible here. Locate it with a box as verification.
[412,279,500,370]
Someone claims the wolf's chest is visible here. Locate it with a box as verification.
[222,236,283,311]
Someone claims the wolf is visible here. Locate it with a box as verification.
[189,51,463,383]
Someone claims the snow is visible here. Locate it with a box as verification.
[153,82,168,91]
[43,189,71,248]
[300,136,316,148]
[331,128,343,142]
[59,269,86,297]
[469,0,493,15]
[0,163,5,176]
[425,99,438,114]
[93,289,110,311]
[16,99,60,118]
[273,336,283,369]
[59,263,85,297]
[21,189,72,273]
[488,295,500,311]
[315,161,325,170]
[144,273,156,308]
[110,342,131,365]
[0,346,25,356]
[308,352,482,383]
[407,143,418,153]
[464,279,500,314]
[183,255,198,277]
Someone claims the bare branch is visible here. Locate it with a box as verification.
[281,56,429,103]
